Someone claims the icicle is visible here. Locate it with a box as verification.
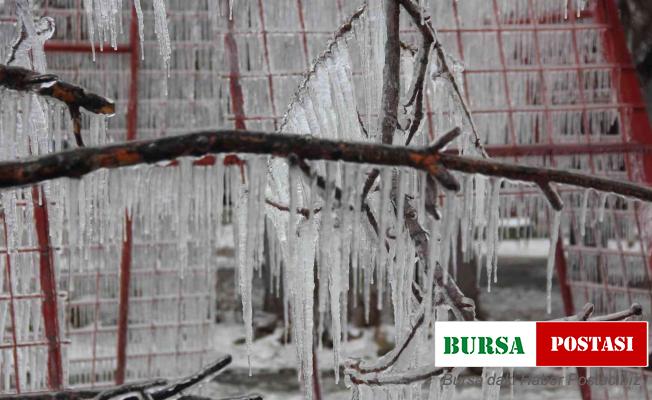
[579,189,590,237]
[510,367,515,400]
[598,192,608,223]
[83,0,96,59]
[376,167,393,306]
[546,210,562,314]
[153,0,172,79]
[133,0,145,58]
[485,178,501,292]
[481,367,503,400]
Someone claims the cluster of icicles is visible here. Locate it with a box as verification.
[0,0,631,399]
[82,0,170,69]
[81,0,235,73]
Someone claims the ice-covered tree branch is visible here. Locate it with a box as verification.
[0,64,115,147]
[552,302,643,322]
[0,355,260,400]
[0,129,651,206]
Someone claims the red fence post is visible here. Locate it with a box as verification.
[115,4,140,385]
[115,212,133,385]
[32,186,64,389]
[225,18,246,130]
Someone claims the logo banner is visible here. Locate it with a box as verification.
[433,321,648,367]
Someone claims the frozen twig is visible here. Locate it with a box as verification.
[398,0,487,157]
[347,364,448,386]
[349,305,427,375]
[292,157,381,236]
[0,357,236,400]
[0,381,167,400]
[551,303,643,322]
[400,2,433,146]
[278,4,365,132]
[0,64,115,147]
[590,303,643,321]
[0,129,651,206]
[537,181,564,211]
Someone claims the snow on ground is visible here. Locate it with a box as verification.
[497,238,643,259]
[212,323,380,373]
[201,255,585,399]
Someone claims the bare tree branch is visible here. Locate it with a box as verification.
[551,302,643,322]
[0,354,234,400]
[0,64,116,147]
[0,129,650,206]
[348,364,448,386]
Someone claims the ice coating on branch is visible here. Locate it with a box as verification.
[5,0,54,157]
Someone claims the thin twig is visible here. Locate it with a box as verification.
[293,157,381,236]
[0,64,115,146]
[398,0,487,157]
[403,17,433,145]
[278,4,366,132]
[348,364,448,386]
[551,302,643,322]
[349,306,426,375]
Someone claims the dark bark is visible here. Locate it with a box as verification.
[380,0,401,145]
[0,129,650,208]
[0,64,115,146]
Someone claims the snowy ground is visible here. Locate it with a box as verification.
[201,253,584,399]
